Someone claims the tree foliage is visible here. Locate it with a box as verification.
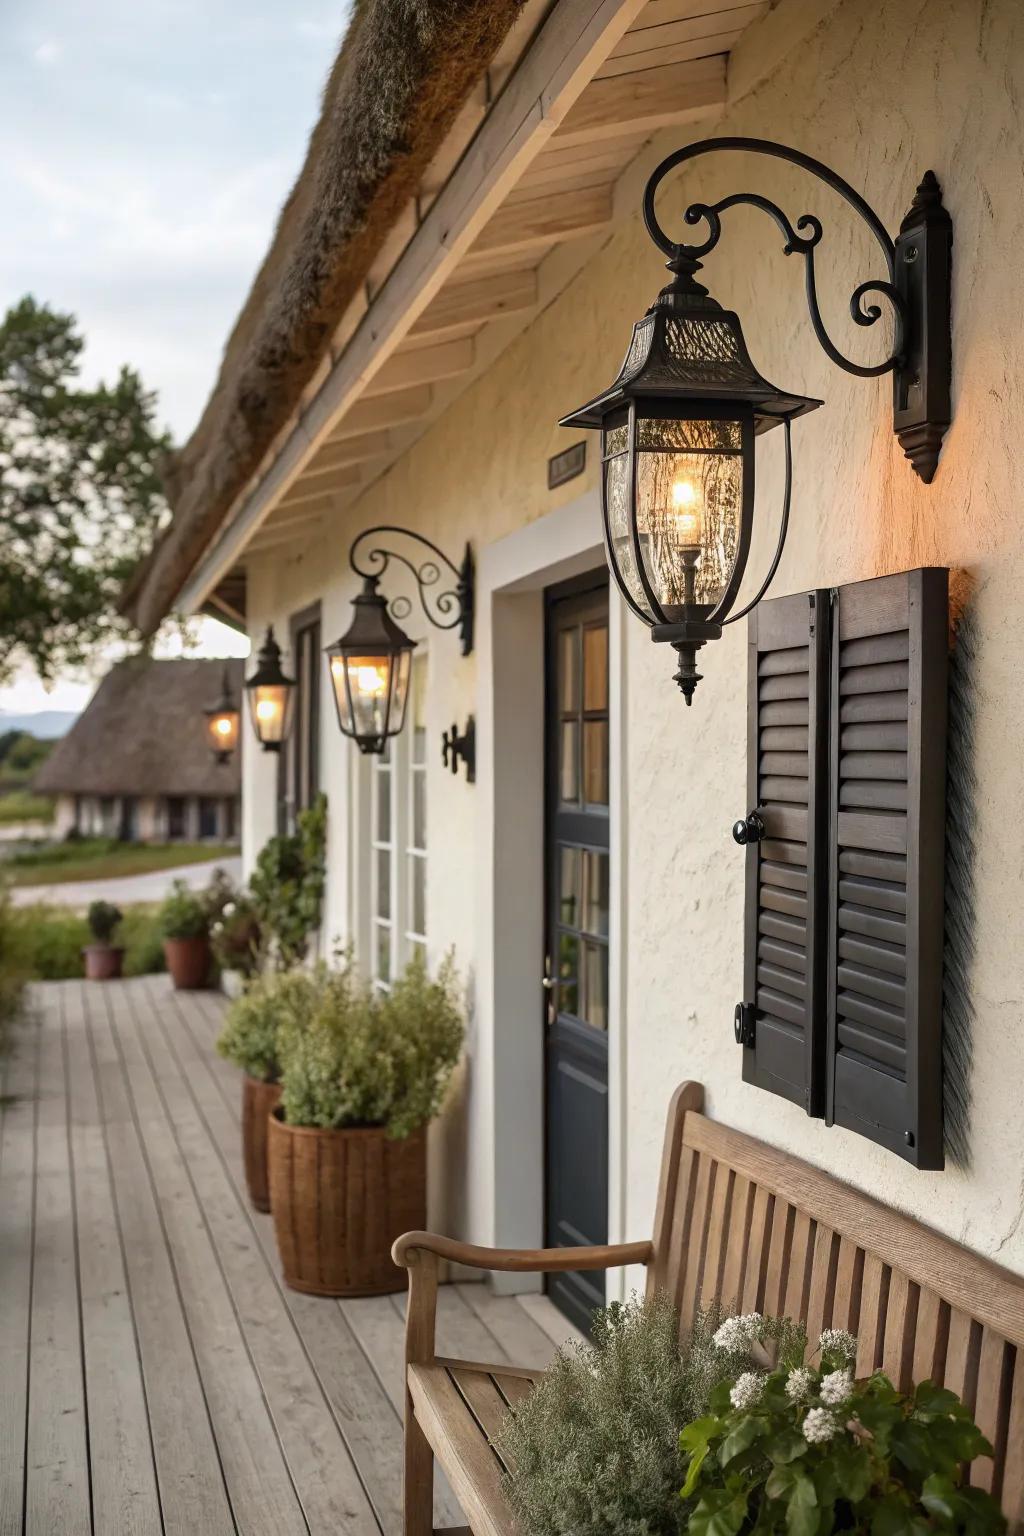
[0,295,171,683]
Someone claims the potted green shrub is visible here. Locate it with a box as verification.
[158,879,211,989]
[268,951,464,1296]
[216,970,310,1211]
[83,900,124,981]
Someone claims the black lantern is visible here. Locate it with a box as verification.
[561,258,820,704]
[325,578,416,755]
[245,626,296,752]
[325,525,474,756]
[561,136,952,704]
[203,666,240,765]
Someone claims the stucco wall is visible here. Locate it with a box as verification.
[244,0,1024,1272]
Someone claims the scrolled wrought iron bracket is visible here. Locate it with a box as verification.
[643,137,952,483]
[350,526,475,654]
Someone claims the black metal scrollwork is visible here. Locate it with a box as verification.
[349,526,475,655]
[643,136,909,379]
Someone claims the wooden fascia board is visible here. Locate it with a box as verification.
[176,0,654,616]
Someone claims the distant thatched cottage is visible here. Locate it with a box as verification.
[35,658,243,842]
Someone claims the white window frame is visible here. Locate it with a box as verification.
[365,651,427,991]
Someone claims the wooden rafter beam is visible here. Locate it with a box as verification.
[409,268,538,340]
[326,385,434,441]
[468,184,613,256]
[552,54,726,147]
[363,337,475,398]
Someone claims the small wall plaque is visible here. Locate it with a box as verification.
[547,441,586,490]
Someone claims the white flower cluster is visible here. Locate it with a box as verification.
[713,1313,763,1352]
[819,1369,853,1406]
[729,1371,765,1410]
[223,901,236,917]
[784,1366,815,1402]
[818,1328,857,1362]
[802,1407,837,1444]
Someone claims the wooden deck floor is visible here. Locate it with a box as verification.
[0,977,574,1536]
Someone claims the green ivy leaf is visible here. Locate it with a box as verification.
[720,1416,768,1467]
[871,1494,917,1536]
[784,1473,818,1536]
[689,1486,749,1536]
[921,1473,957,1522]
[828,1442,872,1503]
[767,1429,808,1466]
[681,1418,722,1499]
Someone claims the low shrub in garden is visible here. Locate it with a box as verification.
[248,793,326,966]
[216,968,320,1083]
[4,903,165,980]
[277,949,463,1136]
[678,1319,1005,1536]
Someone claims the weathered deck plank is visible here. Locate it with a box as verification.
[0,1001,39,1536]
[25,988,91,1536]
[1,977,572,1536]
[63,982,162,1536]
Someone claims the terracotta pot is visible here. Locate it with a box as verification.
[268,1110,426,1296]
[83,944,125,981]
[163,934,211,990]
[243,1075,282,1212]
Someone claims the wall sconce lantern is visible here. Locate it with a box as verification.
[326,526,474,756]
[204,667,240,765]
[561,137,952,705]
[245,626,296,752]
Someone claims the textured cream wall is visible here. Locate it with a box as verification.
[245,0,1024,1270]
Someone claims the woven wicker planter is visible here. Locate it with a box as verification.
[163,935,211,990]
[267,1110,426,1296]
[242,1076,282,1213]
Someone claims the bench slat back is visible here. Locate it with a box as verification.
[647,1085,1024,1526]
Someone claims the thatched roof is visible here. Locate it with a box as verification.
[34,659,244,798]
[124,0,523,637]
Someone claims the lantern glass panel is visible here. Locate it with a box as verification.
[634,415,744,613]
[249,684,293,746]
[206,710,239,756]
[602,421,653,620]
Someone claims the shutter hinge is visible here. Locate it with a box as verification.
[734,1002,755,1047]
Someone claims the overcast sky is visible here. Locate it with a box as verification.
[0,0,348,714]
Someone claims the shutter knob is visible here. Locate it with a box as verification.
[732,810,766,846]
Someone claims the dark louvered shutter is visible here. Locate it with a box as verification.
[825,567,948,1169]
[741,590,829,1114]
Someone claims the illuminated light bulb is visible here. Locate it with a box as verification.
[355,664,387,696]
[670,478,703,550]
[256,698,279,721]
[215,717,232,737]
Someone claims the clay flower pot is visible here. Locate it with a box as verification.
[267,1110,426,1296]
[163,935,211,990]
[243,1075,282,1212]
[83,944,125,982]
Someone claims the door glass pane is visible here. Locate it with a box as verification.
[583,624,608,710]
[558,846,580,927]
[376,766,391,841]
[560,721,579,803]
[410,857,426,938]
[412,771,426,851]
[559,628,580,712]
[581,941,608,1030]
[582,850,609,938]
[411,658,427,766]
[375,923,391,984]
[583,720,609,805]
[556,931,579,1017]
[376,849,391,919]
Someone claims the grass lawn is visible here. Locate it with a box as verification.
[5,839,237,887]
[0,789,55,825]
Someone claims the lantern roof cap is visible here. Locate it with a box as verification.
[327,576,418,656]
[560,276,821,432]
[246,625,295,690]
[204,665,239,718]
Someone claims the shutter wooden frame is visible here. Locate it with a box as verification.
[825,567,948,1169]
[742,589,830,1114]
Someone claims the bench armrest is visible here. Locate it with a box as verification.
[393,1230,653,1273]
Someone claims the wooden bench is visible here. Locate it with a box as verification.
[392,1083,1024,1536]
